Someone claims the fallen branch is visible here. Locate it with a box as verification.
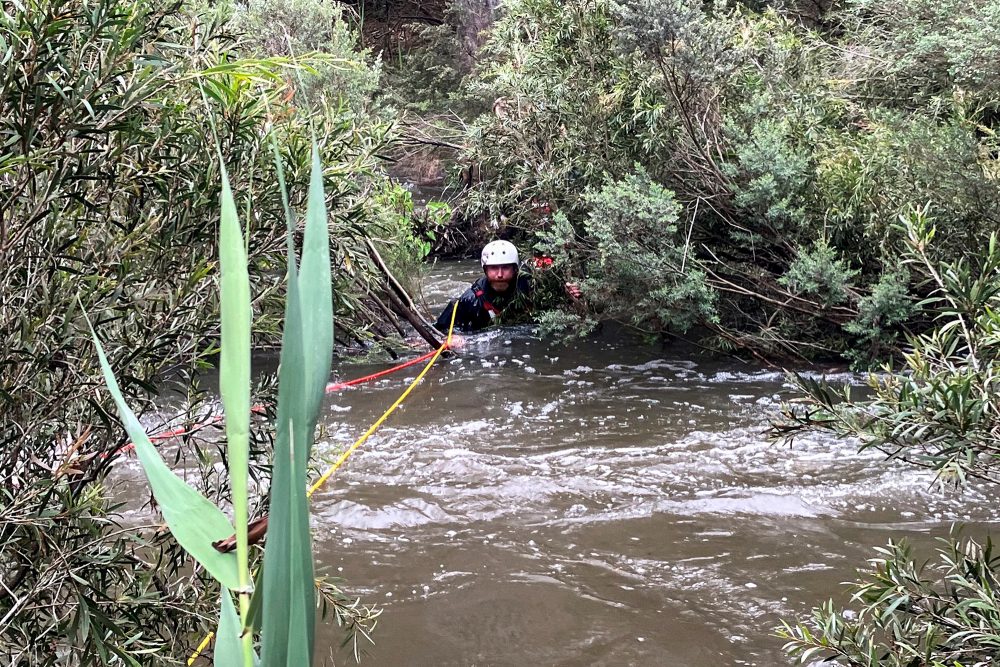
[365,239,444,349]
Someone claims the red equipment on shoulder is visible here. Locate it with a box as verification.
[473,288,501,318]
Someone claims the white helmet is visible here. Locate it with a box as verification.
[481,240,519,268]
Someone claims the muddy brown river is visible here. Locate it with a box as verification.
[298,262,999,666]
[127,261,998,665]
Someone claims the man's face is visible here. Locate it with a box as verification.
[484,263,517,293]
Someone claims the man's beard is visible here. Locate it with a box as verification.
[488,280,511,293]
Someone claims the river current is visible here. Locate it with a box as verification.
[299,262,999,665]
[126,261,999,665]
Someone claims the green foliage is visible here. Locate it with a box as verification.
[91,143,334,665]
[89,320,242,589]
[780,239,858,307]
[0,0,394,661]
[367,183,448,295]
[837,0,1000,106]
[813,110,1000,267]
[0,484,212,665]
[229,0,384,114]
[779,535,1000,667]
[466,0,645,221]
[453,0,1000,358]
[843,270,915,365]
[777,212,1000,483]
[385,21,478,115]
[537,168,717,335]
[725,112,812,236]
[463,0,840,352]
[535,308,598,341]
[217,592,245,666]
[258,144,334,666]
[424,200,454,229]
[775,212,1000,664]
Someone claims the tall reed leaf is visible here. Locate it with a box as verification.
[86,320,240,590]
[218,164,256,665]
[90,133,336,664]
[298,145,334,439]
[214,591,249,667]
[259,143,333,665]
[218,165,252,595]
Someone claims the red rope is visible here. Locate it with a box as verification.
[108,347,446,458]
[323,348,439,392]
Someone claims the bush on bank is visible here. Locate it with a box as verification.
[774,215,1000,665]
[0,0,402,660]
[456,0,1000,361]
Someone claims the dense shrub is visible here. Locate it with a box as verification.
[842,269,915,365]
[0,0,394,660]
[780,239,858,307]
[464,0,644,220]
[450,0,1000,359]
[536,168,717,337]
[775,215,1000,664]
[814,110,1000,269]
[384,20,476,115]
[835,0,1000,106]
[229,0,384,115]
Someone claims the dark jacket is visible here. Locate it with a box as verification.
[434,274,532,333]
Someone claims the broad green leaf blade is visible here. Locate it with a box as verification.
[297,143,334,439]
[260,140,334,665]
[260,199,316,666]
[86,317,239,590]
[214,591,247,667]
[291,142,334,655]
[285,487,313,667]
[218,166,252,592]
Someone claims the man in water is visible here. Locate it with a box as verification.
[433,240,581,335]
[434,240,531,333]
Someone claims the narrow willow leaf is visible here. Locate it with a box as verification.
[218,165,252,593]
[268,135,295,237]
[214,591,246,667]
[86,316,239,590]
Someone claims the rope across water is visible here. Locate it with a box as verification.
[187,302,459,664]
[110,333,442,458]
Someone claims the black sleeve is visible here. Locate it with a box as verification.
[433,300,459,333]
[433,289,479,332]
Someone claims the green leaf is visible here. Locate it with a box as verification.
[214,591,247,667]
[297,143,334,452]
[260,275,314,664]
[259,141,334,665]
[218,162,253,592]
[86,316,239,590]
[243,563,266,636]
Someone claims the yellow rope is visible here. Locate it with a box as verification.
[187,302,458,664]
[187,632,215,665]
[308,303,457,497]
